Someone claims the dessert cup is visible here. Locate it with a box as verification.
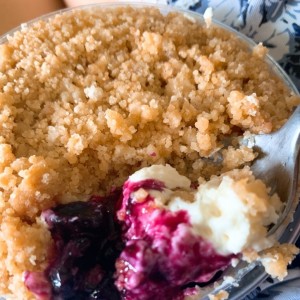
[0,2,299,299]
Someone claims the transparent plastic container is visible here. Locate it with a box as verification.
[0,2,299,300]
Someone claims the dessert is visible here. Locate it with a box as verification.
[24,165,298,299]
[0,5,299,300]
[25,192,123,300]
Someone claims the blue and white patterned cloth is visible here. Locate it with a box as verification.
[166,0,300,299]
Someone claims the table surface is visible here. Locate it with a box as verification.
[0,0,65,36]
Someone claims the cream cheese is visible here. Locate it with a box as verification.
[128,164,282,256]
[129,164,191,190]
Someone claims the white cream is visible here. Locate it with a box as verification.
[129,164,191,190]
[128,165,282,256]
[169,175,281,255]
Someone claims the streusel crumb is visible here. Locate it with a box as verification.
[260,244,300,280]
[208,290,229,300]
[0,6,299,299]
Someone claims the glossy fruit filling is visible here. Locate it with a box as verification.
[25,180,235,300]
[25,191,123,300]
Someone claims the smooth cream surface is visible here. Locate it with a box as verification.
[129,164,191,190]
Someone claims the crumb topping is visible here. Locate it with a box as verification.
[208,290,229,300]
[0,6,299,299]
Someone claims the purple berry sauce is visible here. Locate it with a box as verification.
[25,190,123,300]
[116,179,236,300]
[25,180,236,300]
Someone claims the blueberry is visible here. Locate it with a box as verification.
[27,191,123,300]
[43,200,114,239]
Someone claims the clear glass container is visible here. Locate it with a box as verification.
[0,2,299,300]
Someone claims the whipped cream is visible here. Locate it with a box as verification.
[129,164,191,190]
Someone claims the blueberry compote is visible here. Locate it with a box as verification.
[115,179,235,300]
[25,190,124,300]
[26,179,235,300]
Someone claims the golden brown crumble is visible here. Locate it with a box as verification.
[0,6,299,299]
[243,243,300,281]
[208,290,229,300]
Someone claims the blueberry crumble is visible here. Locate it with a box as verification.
[24,165,298,300]
[1,5,300,300]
